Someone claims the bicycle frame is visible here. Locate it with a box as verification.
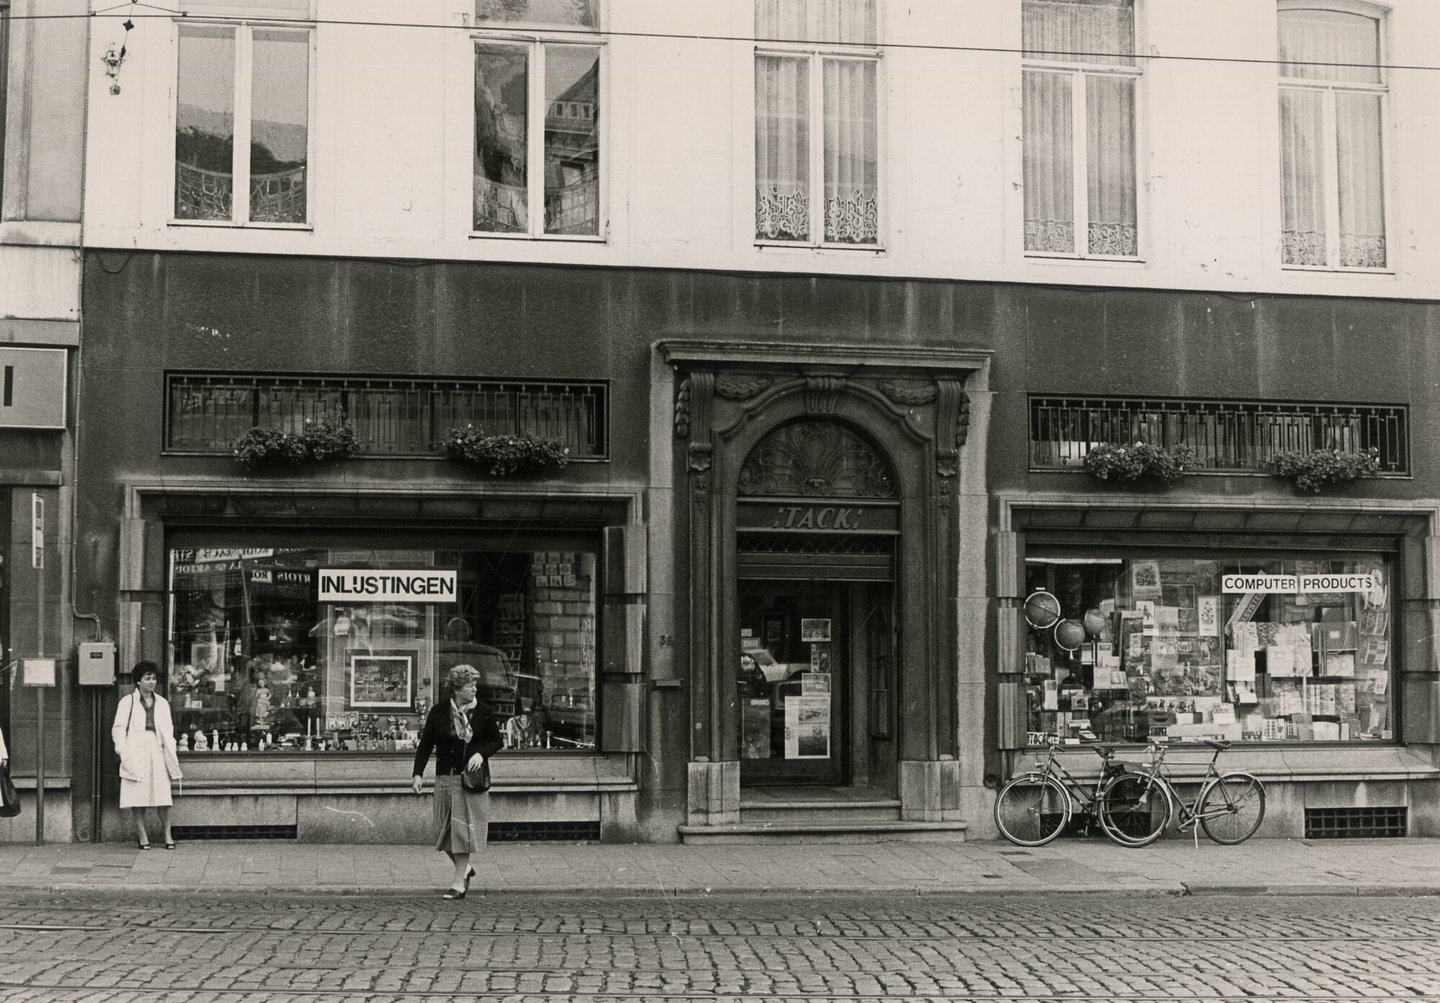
[1131,740,1264,846]
[1026,736,1120,825]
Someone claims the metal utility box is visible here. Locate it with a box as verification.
[78,642,117,685]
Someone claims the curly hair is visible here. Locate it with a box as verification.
[446,663,480,698]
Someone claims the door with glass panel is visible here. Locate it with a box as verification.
[737,580,848,785]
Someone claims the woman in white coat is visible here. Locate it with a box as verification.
[111,661,182,849]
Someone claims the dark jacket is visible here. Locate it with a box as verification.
[412,699,503,779]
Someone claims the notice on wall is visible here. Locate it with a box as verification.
[785,695,831,759]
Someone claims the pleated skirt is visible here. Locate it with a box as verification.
[119,730,173,809]
[431,774,489,854]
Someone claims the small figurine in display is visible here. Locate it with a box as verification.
[193,730,209,752]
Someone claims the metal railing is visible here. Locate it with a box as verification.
[1029,395,1408,474]
[166,373,607,459]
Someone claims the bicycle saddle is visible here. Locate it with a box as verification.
[1203,739,1232,751]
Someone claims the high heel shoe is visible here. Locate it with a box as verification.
[464,866,475,892]
[164,841,176,850]
[441,887,466,900]
[137,840,151,851]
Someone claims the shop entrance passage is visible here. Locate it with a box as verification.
[735,571,896,788]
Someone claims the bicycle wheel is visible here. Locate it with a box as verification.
[1198,773,1266,844]
[994,774,1070,846]
[1098,772,1170,847]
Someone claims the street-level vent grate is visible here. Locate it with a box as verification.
[172,825,299,841]
[489,821,600,842]
[1304,806,1407,839]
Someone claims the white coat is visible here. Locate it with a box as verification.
[111,691,182,785]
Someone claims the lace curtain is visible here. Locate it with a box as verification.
[1022,0,1136,256]
[756,0,875,44]
[823,58,878,244]
[756,55,810,241]
[1278,10,1385,268]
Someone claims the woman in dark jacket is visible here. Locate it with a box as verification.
[411,663,503,899]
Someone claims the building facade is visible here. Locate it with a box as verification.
[0,0,87,843]
[25,0,1440,845]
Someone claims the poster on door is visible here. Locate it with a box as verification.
[785,694,831,759]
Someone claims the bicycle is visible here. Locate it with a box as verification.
[1098,738,1266,847]
[994,734,1144,847]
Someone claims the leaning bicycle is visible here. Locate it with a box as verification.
[994,734,1140,847]
[1098,738,1266,847]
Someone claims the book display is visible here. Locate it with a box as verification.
[1023,555,1392,745]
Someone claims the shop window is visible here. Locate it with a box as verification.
[472,2,601,237]
[1022,0,1139,258]
[1278,4,1387,269]
[754,0,880,246]
[174,22,312,225]
[166,542,598,754]
[1023,553,1392,745]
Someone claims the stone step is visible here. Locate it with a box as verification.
[739,799,903,823]
[677,819,969,845]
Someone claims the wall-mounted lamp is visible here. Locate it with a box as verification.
[102,18,134,95]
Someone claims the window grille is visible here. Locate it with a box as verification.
[1029,395,1407,474]
[172,824,298,841]
[165,373,607,459]
[1305,806,1406,839]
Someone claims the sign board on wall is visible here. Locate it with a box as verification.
[0,347,68,429]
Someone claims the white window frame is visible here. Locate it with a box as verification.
[1276,1,1390,273]
[1021,1,1142,261]
[168,19,316,229]
[469,27,607,242]
[753,20,883,249]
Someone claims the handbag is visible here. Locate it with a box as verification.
[0,764,21,818]
[461,760,491,793]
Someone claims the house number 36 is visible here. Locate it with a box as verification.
[658,634,675,648]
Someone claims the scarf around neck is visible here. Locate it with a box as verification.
[450,698,475,744]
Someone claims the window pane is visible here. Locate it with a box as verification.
[476,0,597,28]
[175,25,237,220]
[250,30,309,224]
[756,0,808,40]
[1023,70,1075,253]
[1086,73,1136,255]
[757,0,874,44]
[1024,555,1393,744]
[822,58,877,244]
[474,45,530,234]
[755,54,810,241]
[1278,9,1380,84]
[543,45,600,236]
[1023,0,1134,66]
[167,544,600,754]
[1279,87,1326,266]
[1335,90,1385,268]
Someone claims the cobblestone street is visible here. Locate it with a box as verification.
[0,889,1437,1002]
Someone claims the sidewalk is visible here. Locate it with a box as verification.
[0,836,1436,897]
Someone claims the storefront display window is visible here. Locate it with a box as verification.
[1023,554,1392,745]
[166,543,598,753]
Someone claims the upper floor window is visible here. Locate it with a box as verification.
[1022,0,1139,258]
[1278,5,1386,270]
[473,1,602,237]
[754,0,879,247]
[174,22,312,226]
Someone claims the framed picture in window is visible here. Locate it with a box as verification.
[349,652,414,709]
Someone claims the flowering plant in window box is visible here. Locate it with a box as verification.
[1272,447,1381,494]
[232,413,361,469]
[1082,442,1197,487]
[442,426,569,477]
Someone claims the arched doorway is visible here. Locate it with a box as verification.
[733,420,899,788]
[662,342,989,830]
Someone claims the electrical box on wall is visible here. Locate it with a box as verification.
[0,347,68,429]
[78,642,117,685]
